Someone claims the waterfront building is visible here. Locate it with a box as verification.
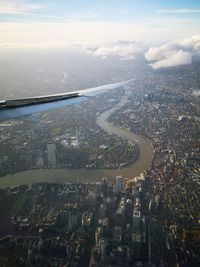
[47,143,56,167]
[116,175,123,192]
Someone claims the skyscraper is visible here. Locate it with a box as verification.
[47,143,56,167]
[116,176,123,193]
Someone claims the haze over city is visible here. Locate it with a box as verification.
[0,0,200,99]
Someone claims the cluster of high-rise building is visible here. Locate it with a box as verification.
[0,175,150,266]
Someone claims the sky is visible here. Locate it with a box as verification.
[0,0,200,48]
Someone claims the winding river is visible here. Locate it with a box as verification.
[0,89,153,188]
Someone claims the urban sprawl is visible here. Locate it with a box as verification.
[0,63,200,266]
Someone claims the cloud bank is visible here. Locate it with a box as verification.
[82,41,144,60]
[192,90,200,97]
[156,9,200,14]
[145,34,200,69]
[0,0,45,14]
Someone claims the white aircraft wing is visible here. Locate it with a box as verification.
[0,79,134,121]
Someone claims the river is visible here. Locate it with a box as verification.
[0,89,153,188]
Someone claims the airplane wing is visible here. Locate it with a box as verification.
[0,79,134,121]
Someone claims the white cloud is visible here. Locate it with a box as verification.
[64,10,99,22]
[0,22,151,46]
[119,9,129,15]
[148,50,192,69]
[0,0,45,14]
[156,9,200,14]
[0,17,199,48]
[192,90,200,97]
[145,34,200,69]
[81,41,144,60]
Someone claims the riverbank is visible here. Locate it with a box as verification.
[0,89,153,188]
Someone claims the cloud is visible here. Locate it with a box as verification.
[0,17,199,47]
[0,0,45,14]
[148,50,192,69]
[64,10,99,22]
[156,9,200,14]
[119,9,129,15]
[145,34,200,69]
[82,41,144,60]
[0,22,149,46]
[192,90,200,97]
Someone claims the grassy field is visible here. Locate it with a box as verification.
[50,127,61,136]
[8,193,27,216]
